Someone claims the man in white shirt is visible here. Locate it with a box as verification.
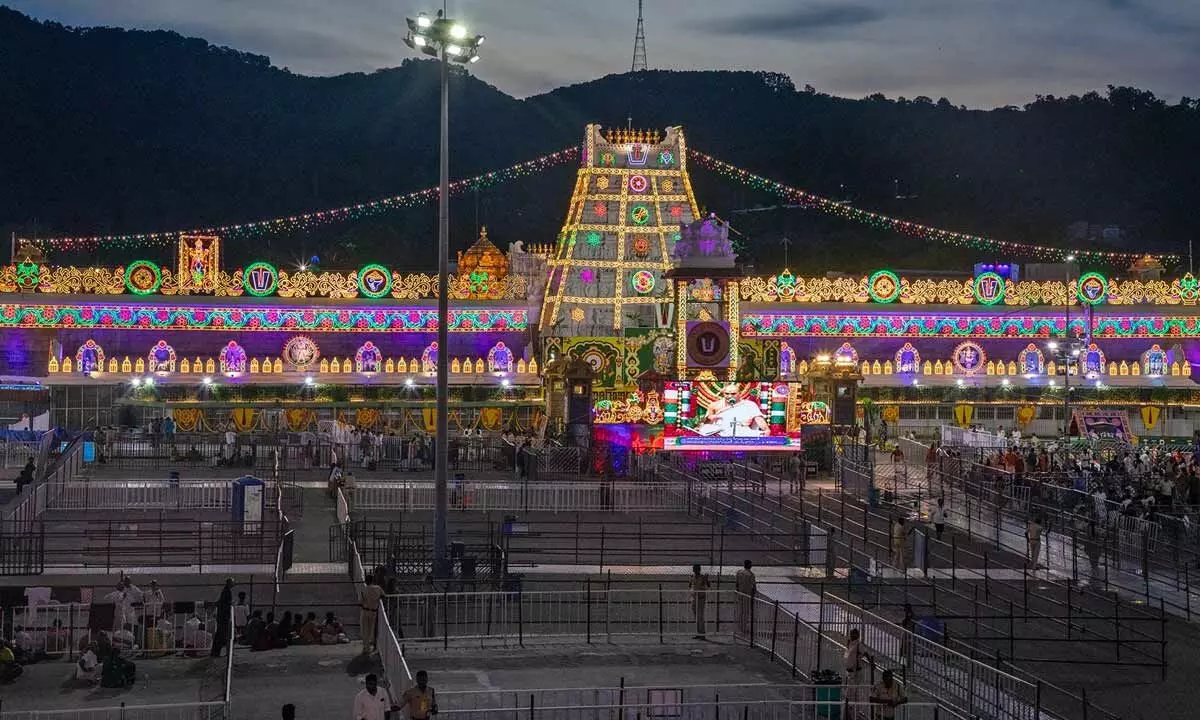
[699,384,768,437]
[353,673,396,720]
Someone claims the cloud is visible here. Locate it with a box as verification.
[692,4,884,38]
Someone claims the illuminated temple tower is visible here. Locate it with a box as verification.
[540,125,700,336]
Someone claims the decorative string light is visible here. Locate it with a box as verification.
[687,150,1180,266]
[31,147,581,250]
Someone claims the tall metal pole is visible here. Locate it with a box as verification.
[434,47,451,576]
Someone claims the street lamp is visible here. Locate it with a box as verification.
[403,10,485,578]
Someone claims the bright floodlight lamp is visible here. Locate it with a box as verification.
[416,13,432,28]
[449,23,468,39]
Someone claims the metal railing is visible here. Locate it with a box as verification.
[0,439,40,469]
[0,701,229,720]
[349,480,692,514]
[435,700,949,719]
[3,600,221,660]
[48,481,241,512]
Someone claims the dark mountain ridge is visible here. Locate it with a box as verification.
[1,6,1196,271]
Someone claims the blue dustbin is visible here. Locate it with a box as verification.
[168,470,180,488]
[811,670,842,720]
[867,486,880,508]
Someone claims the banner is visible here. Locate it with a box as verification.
[172,408,203,432]
[355,408,381,429]
[953,403,974,428]
[1016,404,1037,428]
[1140,406,1161,431]
[231,407,258,432]
[422,409,437,433]
[478,407,503,431]
[285,408,315,431]
[881,405,900,424]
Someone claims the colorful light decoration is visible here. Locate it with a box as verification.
[0,303,527,332]
[630,205,650,225]
[124,261,163,295]
[687,150,1181,265]
[628,175,648,193]
[632,235,651,258]
[631,270,656,294]
[952,341,986,374]
[1077,272,1109,305]
[867,270,902,304]
[357,264,393,299]
[242,262,279,297]
[31,146,581,249]
[658,151,674,166]
[740,312,1200,339]
[972,272,1006,306]
[585,231,603,247]
[580,269,597,284]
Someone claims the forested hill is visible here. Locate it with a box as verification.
[1,6,1197,271]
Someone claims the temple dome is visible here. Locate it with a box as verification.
[457,227,509,280]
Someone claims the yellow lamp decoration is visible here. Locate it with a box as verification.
[180,358,191,374]
[48,356,60,373]
[61,357,73,373]
[107,358,118,373]
[121,357,132,373]
[273,358,282,373]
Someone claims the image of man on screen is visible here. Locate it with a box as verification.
[696,384,769,437]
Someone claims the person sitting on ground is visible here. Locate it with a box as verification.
[254,612,279,652]
[275,611,297,647]
[182,612,212,654]
[75,641,100,684]
[100,648,136,689]
[0,639,22,683]
[111,623,137,653]
[297,612,321,645]
[321,612,348,644]
[11,625,37,664]
[870,669,908,720]
[242,610,265,648]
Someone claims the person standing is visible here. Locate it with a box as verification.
[930,498,947,540]
[735,560,757,635]
[870,669,908,719]
[400,670,438,719]
[354,673,397,720]
[1026,513,1044,570]
[359,573,384,654]
[890,518,911,573]
[211,578,234,657]
[689,564,710,640]
[843,628,872,702]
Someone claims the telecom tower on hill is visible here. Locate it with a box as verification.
[540,124,700,337]
[631,0,647,72]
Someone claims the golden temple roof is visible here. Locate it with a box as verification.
[457,226,509,280]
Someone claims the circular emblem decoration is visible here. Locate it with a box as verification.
[661,179,675,193]
[1077,272,1108,305]
[357,264,393,298]
[628,175,648,193]
[124,260,162,295]
[243,261,279,297]
[630,205,650,225]
[580,348,608,373]
[867,270,901,304]
[632,235,651,258]
[972,271,1006,306]
[569,307,586,323]
[686,321,731,367]
[658,151,674,166]
[631,270,656,294]
[283,336,320,370]
[952,341,986,375]
[596,176,610,190]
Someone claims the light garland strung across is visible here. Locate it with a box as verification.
[32,146,582,250]
[687,150,1180,266]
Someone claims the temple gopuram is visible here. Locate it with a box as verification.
[3,124,1199,444]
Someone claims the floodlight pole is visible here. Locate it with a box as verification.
[434,45,451,578]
